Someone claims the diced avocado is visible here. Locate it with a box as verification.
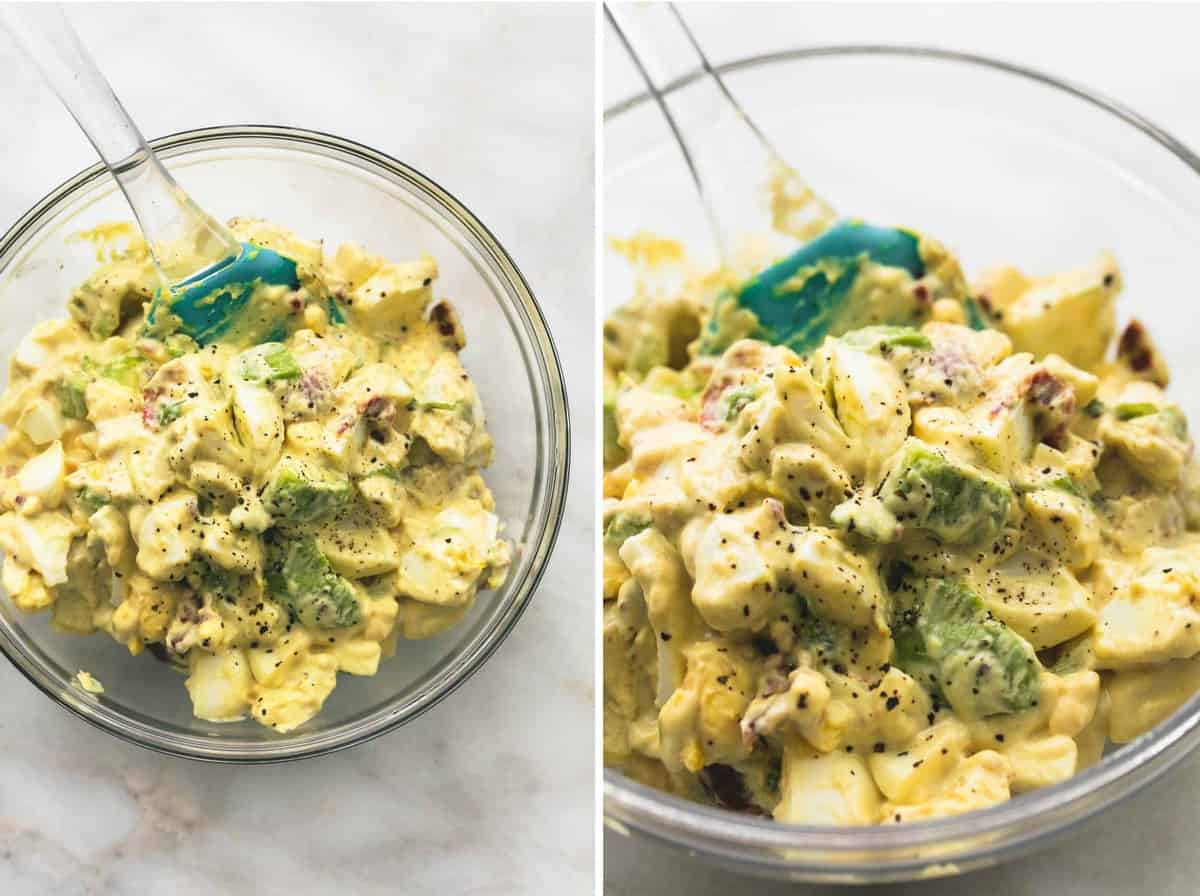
[879,439,1013,545]
[262,456,352,523]
[90,310,119,341]
[792,596,839,655]
[193,560,241,602]
[57,353,145,418]
[696,292,761,357]
[265,536,361,630]
[84,353,147,389]
[1158,406,1187,441]
[69,265,153,341]
[627,332,668,377]
[641,367,700,403]
[1044,474,1084,499]
[892,576,1041,719]
[830,495,901,543]
[603,390,626,468]
[55,371,90,420]
[841,325,931,351]
[362,465,405,482]
[604,512,651,545]
[239,343,302,382]
[406,436,438,468]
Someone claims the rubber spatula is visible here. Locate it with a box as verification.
[605,3,925,354]
[1,4,299,345]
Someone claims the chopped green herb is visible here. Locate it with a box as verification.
[158,399,186,426]
[75,487,110,515]
[842,325,932,351]
[1114,402,1158,421]
[721,386,760,422]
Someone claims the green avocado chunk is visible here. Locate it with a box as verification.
[840,325,931,352]
[879,439,1013,545]
[56,352,150,419]
[604,512,651,545]
[892,576,1041,719]
[265,536,361,630]
[262,456,352,523]
[91,353,148,389]
[603,389,626,468]
[55,371,90,420]
[239,343,302,382]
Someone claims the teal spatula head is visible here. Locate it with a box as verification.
[699,220,926,356]
[145,242,300,345]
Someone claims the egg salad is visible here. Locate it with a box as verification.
[0,219,510,732]
[604,226,1200,824]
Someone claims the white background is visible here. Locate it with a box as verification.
[604,3,1200,895]
[0,3,594,895]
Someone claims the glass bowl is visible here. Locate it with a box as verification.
[0,125,569,762]
[604,46,1200,882]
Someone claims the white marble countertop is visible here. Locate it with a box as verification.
[604,3,1200,894]
[0,4,594,894]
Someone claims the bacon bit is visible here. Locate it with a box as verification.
[700,374,737,431]
[430,301,465,349]
[913,283,930,303]
[1117,319,1169,387]
[1024,369,1069,410]
[763,498,788,526]
[988,395,1016,419]
[361,396,396,426]
[1042,422,1068,449]
[698,764,765,815]
[299,369,328,405]
[141,387,163,429]
[1118,320,1145,356]
[1022,369,1075,447]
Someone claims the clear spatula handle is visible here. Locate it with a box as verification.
[0,3,239,279]
[605,2,834,261]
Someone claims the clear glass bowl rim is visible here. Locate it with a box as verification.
[603,44,1200,879]
[0,124,570,763]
